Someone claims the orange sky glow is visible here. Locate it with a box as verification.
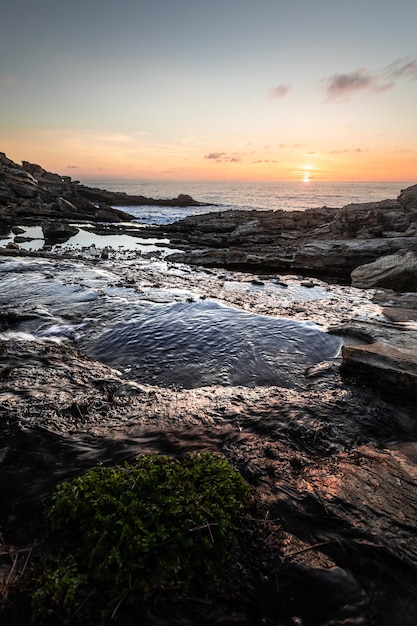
[1,1,416,185]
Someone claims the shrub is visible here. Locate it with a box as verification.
[32,453,251,623]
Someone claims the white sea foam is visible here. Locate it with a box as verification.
[0,331,65,344]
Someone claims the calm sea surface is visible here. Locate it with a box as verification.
[80,179,412,225]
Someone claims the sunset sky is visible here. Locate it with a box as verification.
[1,0,417,182]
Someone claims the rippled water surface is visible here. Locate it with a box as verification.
[0,257,342,388]
[85,300,342,388]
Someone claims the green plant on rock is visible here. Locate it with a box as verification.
[32,452,252,623]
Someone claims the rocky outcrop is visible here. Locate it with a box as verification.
[42,222,80,244]
[341,340,417,398]
[351,247,417,291]
[338,313,417,399]
[0,152,205,224]
[161,186,417,283]
[2,151,417,288]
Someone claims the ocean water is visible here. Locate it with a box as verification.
[80,178,411,225]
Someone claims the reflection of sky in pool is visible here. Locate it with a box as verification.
[0,225,172,254]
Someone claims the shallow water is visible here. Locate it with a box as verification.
[85,300,342,388]
[0,224,175,254]
[0,257,341,389]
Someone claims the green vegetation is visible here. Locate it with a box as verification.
[32,453,252,623]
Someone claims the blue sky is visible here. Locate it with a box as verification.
[1,0,417,181]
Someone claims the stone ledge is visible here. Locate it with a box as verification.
[341,341,417,399]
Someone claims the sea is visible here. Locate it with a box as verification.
[79,179,412,225]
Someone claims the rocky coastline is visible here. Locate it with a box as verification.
[1,153,417,625]
[158,185,417,288]
[0,152,206,228]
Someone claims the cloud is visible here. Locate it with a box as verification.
[204,152,242,163]
[322,56,417,101]
[205,152,225,160]
[277,143,306,150]
[385,58,417,81]
[251,159,280,164]
[329,148,369,154]
[268,84,291,99]
[324,70,391,101]
[67,165,79,169]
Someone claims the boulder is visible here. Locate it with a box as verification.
[42,221,79,243]
[341,341,417,399]
[10,182,37,199]
[57,196,80,215]
[351,248,417,291]
[337,315,417,400]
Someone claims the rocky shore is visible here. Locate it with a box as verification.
[0,153,416,399]
[155,183,417,402]
[159,185,417,288]
[0,152,206,228]
[1,153,417,624]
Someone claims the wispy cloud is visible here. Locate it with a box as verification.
[322,57,417,101]
[204,152,242,163]
[385,58,417,80]
[251,159,280,164]
[276,143,307,151]
[268,84,291,99]
[323,69,391,101]
[329,148,369,154]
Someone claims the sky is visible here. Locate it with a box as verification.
[1,0,417,182]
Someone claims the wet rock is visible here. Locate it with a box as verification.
[341,340,417,399]
[13,236,35,244]
[0,258,417,624]
[351,248,417,291]
[42,221,79,243]
[339,318,417,399]
[5,241,19,250]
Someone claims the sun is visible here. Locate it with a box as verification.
[302,163,313,182]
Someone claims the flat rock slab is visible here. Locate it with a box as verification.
[341,339,417,398]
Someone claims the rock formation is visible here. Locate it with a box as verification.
[1,151,416,399]
[161,185,417,284]
[351,247,417,290]
[153,183,417,400]
[0,152,205,225]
